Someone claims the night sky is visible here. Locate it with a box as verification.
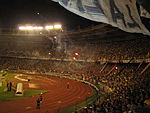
[0,0,100,30]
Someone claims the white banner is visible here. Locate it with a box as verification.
[54,0,150,36]
[140,6,150,19]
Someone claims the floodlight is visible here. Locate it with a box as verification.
[37,26,43,30]
[19,26,26,30]
[45,25,54,30]
[26,26,33,30]
[33,26,38,30]
[54,24,62,29]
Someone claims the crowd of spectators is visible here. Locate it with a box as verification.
[67,37,150,60]
[78,63,150,113]
[0,33,150,112]
[0,57,150,113]
[0,36,55,57]
[0,35,150,61]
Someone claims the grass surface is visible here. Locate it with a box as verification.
[3,73,16,79]
[0,72,4,74]
[0,81,48,102]
[0,73,48,102]
[0,89,48,102]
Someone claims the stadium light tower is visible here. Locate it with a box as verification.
[45,25,54,30]
[18,24,62,31]
[18,26,43,30]
[54,24,62,29]
[19,26,26,30]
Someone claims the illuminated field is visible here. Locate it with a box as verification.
[0,73,93,113]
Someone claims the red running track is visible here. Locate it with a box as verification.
[0,74,93,113]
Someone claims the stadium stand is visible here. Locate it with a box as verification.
[0,25,150,113]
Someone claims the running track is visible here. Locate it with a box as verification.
[0,74,93,113]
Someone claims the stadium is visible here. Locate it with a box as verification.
[0,0,150,113]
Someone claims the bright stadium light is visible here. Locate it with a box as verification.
[33,26,38,30]
[19,26,43,30]
[19,26,26,30]
[19,24,62,31]
[26,26,33,30]
[45,25,54,30]
[54,24,62,29]
[37,26,43,30]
